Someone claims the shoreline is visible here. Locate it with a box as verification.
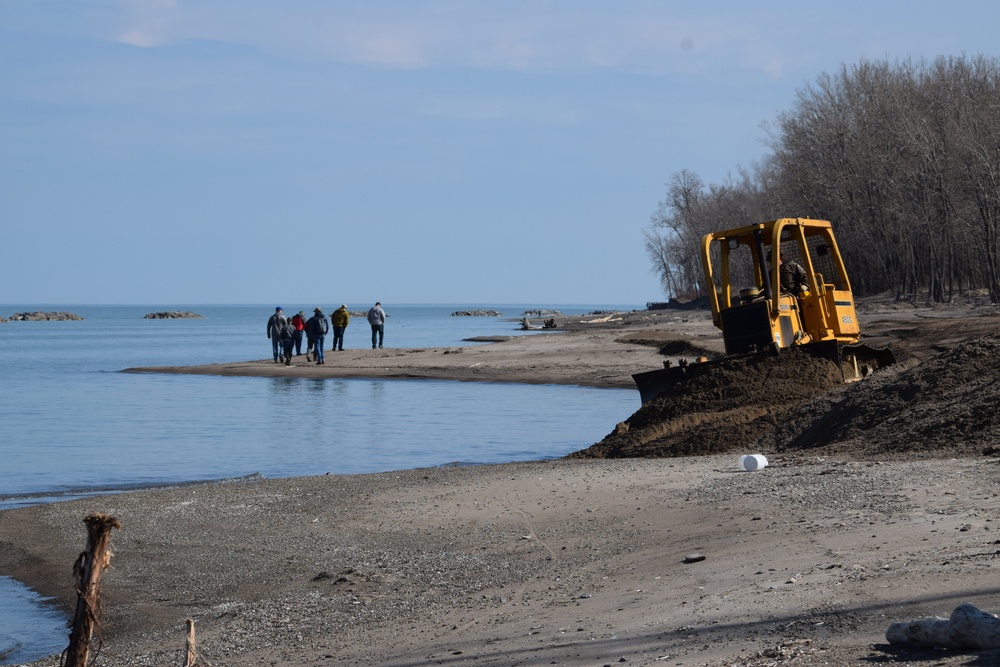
[0,473,271,512]
[6,456,1000,666]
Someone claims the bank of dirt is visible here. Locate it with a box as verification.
[573,308,1000,463]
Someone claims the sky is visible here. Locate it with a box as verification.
[3,1,999,306]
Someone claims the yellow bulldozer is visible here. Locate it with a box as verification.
[633,218,895,404]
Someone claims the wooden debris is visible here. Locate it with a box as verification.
[63,512,122,667]
[185,618,198,667]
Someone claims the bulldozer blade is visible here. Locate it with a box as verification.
[632,355,735,404]
[632,365,690,405]
[633,339,897,404]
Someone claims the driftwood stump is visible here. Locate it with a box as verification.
[63,513,122,667]
[887,603,1000,649]
[185,618,198,667]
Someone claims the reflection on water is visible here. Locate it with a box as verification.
[368,380,386,415]
[268,376,302,395]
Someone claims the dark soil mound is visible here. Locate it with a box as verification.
[655,339,720,358]
[572,332,1000,462]
[570,347,844,459]
[765,334,1000,459]
[614,337,721,359]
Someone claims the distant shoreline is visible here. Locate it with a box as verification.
[121,309,714,390]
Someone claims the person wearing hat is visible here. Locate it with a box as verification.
[331,304,350,351]
[290,310,307,357]
[266,306,287,363]
[305,307,329,365]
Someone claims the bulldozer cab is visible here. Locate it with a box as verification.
[701,218,861,355]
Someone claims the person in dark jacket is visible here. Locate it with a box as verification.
[305,324,315,362]
[280,318,296,366]
[768,251,809,295]
[306,307,329,365]
[266,307,287,363]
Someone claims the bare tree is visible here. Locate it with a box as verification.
[648,55,1000,303]
[765,55,1000,302]
[645,168,772,299]
[645,170,708,299]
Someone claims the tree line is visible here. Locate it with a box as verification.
[645,55,1000,304]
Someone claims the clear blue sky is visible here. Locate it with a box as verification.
[3,1,998,305]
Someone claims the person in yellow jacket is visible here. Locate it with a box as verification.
[331,304,351,351]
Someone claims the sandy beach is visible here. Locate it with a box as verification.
[6,304,1000,666]
[122,309,723,390]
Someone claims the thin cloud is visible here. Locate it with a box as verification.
[98,2,821,80]
[114,0,178,47]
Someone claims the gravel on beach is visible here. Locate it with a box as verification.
[5,454,1000,667]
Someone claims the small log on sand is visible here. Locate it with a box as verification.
[887,603,1000,649]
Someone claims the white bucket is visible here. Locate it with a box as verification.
[739,454,768,472]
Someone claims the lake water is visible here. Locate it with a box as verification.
[0,303,643,664]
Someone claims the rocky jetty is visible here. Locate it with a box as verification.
[452,310,502,317]
[8,311,83,321]
[522,309,561,317]
[143,311,204,319]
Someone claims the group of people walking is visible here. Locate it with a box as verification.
[266,302,387,366]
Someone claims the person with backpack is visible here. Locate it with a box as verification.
[306,307,329,365]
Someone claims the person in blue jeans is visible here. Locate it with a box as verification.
[266,307,287,363]
[306,307,329,365]
[367,302,386,349]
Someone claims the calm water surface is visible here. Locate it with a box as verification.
[0,303,643,664]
